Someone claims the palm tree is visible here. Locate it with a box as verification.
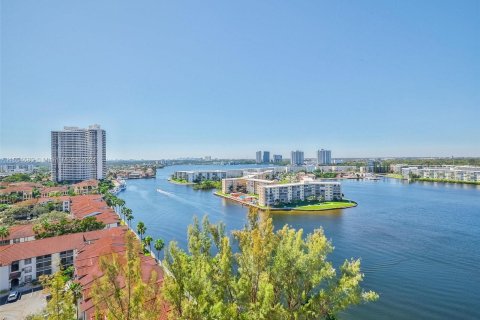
[126,213,134,228]
[125,208,132,223]
[121,206,127,220]
[116,198,125,214]
[69,282,82,320]
[144,235,153,252]
[154,239,165,261]
[0,226,9,245]
[136,221,146,242]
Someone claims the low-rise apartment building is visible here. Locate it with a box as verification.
[0,229,115,291]
[258,181,342,207]
[173,169,244,183]
[221,178,276,194]
[401,166,480,182]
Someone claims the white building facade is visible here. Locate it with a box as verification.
[317,149,332,165]
[290,151,304,166]
[258,181,342,207]
[51,125,106,182]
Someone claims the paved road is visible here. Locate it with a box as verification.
[0,289,46,320]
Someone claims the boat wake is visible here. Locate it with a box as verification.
[156,188,175,197]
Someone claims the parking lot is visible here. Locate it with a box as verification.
[0,289,47,320]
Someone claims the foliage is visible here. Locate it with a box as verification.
[1,173,32,182]
[170,177,189,184]
[193,180,222,190]
[163,209,378,320]
[32,188,41,198]
[144,235,153,252]
[137,221,146,241]
[313,170,338,179]
[0,201,69,226]
[61,266,75,281]
[33,216,105,239]
[99,179,115,195]
[90,232,164,319]
[40,272,76,320]
[154,239,165,260]
[0,226,9,240]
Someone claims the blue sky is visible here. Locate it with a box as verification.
[1,0,479,159]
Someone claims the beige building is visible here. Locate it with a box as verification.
[258,181,342,207]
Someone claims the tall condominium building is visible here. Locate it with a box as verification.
[51,125,106,182]
[263,151,270,163]
[273,154,282,163]
[256,151,262,164]
[317,149,332,165]
[290,150,304,166]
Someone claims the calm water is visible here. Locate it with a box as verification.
[119,165,480,319]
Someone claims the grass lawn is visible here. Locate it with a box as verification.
[294,201,356,211]
[386,173,404,179]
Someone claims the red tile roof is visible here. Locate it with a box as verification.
[70,195,119,225]
[74,180,99,188]
[0,228,118,266]
[6,224,35,241]
[74,229,168,319]
[41,186,68,194]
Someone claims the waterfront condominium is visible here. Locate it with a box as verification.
[258,181,342,207]
[51,125,106,182]
[256,151,262,164]
[273,154,282,163]
[263,151,270,163]
[317,149,332,165]
[290,150,304,166]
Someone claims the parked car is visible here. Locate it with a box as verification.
[7,291,20,303]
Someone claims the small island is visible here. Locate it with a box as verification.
[170,168,356,212]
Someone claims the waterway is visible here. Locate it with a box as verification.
[118,165,480,319]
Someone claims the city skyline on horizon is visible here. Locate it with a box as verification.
[1,1,479,159]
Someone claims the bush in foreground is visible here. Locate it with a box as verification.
[164,209,378,320]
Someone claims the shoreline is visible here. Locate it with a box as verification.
[214,192,357,212]
[167,178,195,186]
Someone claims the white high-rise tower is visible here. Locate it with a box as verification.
[51,125,106,182]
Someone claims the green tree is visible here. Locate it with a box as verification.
[2,173,31,182]
[90,232,164,319]
[126,212,134,228]
[144,235,153,252]
[40,272,76,320]
[0,226,9,244]
[69,282,83,320]
[163,209,378,320]
[137,221,146,242]
[154,239,165,261]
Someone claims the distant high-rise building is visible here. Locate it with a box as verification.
[263,151,270,163]
[290,151,304,166]
[51,125,106,182]
[273,154,282,163]
[317,149,332,165]
[256,151,262,164]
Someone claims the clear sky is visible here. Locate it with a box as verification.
[1,0,479,159]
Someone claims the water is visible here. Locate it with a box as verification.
[119,165,480,319]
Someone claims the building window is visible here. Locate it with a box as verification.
[13,238,21,244]
[24,258,32,265]
[60,250,74,268]
[11,261,20,272]
[36,254,52,278]
[24,266,32,273]
[24,275,32,283]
